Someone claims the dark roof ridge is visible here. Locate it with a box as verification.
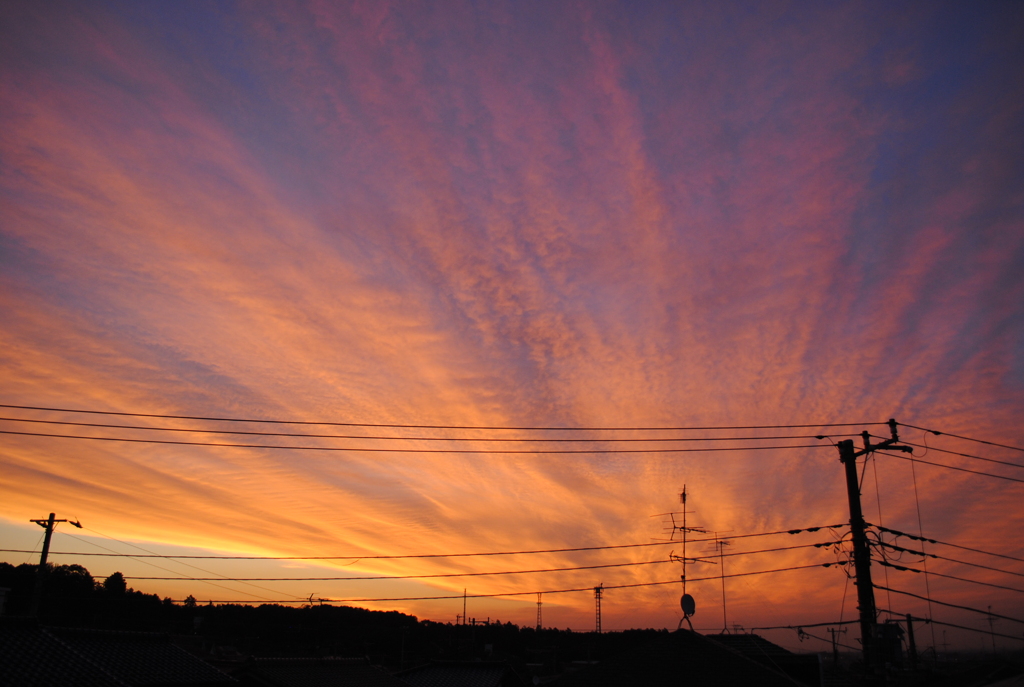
[251,656,369,663]
[690,630,806,685]
[48,625,173,640]
[41,626,134,687]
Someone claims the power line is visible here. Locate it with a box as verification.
[69,526,306,602]
[123,542,834,582]
[59,532,291,604]
[876,560,1024,594]
[0,404,885,431]
[871,524,1024,564]
[876,608,1024,643]
[0,416,855,444]
[878,541,1024,579]
[130,559,669,582]
[0,429,833,454]
[897,444,1024,470]
[168,563,836,604]
[0,524,843,561]
[751,620,858,630]
[876,450,1024,484]
[789,628,860,652]
[898,423,1024,454]
[873,585,1024,625]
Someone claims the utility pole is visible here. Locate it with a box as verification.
[906,614,918,670]
[828,627,846,669]
[29,513,82,617]
[988,606,996,655]
[837,419,911,672]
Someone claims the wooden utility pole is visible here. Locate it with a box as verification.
[828,627,845,669]
[906,614,918,670]
[29,513,82,616]
[837,419,911,672]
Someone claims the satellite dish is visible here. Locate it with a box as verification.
[681,593,696,617]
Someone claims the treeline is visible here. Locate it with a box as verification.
[0,562,667,667]
[0,562,169,630]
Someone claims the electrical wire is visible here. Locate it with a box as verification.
[167,562,836,604]
[0,416,857,444]
[870,524,1024,564]
[24,533,44,565]
[897,423,1024,453]
[870,454,893,615]
[909,451,938,651]
[877,541,1024,579]
[0,524,844,561]
[60,532,289,603]
[876,560,1024,595]
[130,559,669,582]
[122,542,834,581]
[876,450,1024,484]
[71,526,306,602]
[790,628,860,652]
[0,429,832,453]
[896,440,1024,470]
[751,620,857,630]
[873,585,1024,625]
[876,608,1024,643]
[0,404,885,431]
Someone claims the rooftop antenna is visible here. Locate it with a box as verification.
[667,487,707,631]
[673,486,708,595]
[709,533,732,633]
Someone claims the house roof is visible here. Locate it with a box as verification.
[397,660,522,687]
[554,630,808,686]
[705,633,822,686]
[704,632,797,659]
[236,657,411,687]
[0,619,235,687]
[0,619,127,687]
[50,626,236,686]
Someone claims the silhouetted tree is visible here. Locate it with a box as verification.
[102,572,127,595]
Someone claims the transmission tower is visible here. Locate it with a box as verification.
[536,593,542,631]
[594,584,603,634]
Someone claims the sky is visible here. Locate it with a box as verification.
[2,0,1023,652]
